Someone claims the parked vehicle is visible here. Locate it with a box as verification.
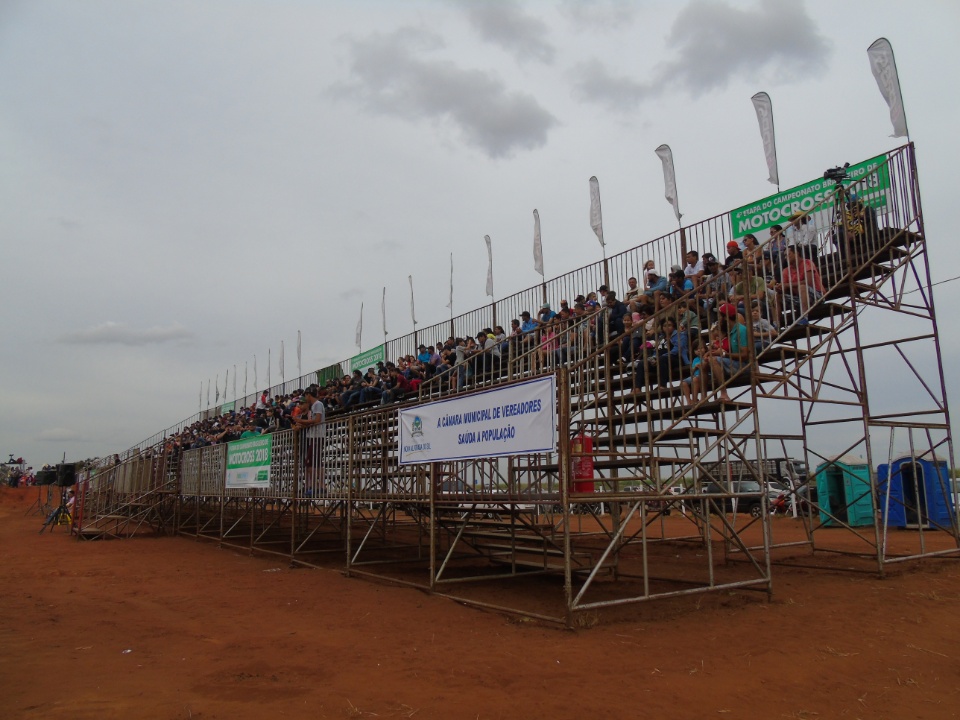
[769,492,790,515]
[622,485,671,515]
[699,479,779,518]
[703,458,808,490]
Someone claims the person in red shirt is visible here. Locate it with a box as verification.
[778,245,824,320]
[380,367,412,405]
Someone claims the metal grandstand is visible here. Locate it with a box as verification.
[73,143,958,626]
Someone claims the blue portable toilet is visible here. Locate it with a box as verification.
[815,455,874,527]
[877,455,956,529]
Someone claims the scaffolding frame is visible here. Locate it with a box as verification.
[74,143,958,626]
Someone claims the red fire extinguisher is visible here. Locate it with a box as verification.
[571,434,595,494]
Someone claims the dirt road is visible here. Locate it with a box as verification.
[2,487,958,719]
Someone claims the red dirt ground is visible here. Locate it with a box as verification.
[2,486,959,720]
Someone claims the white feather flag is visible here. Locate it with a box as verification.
[484,235,494,297]
[868,38,908,138]
[533,209,544,277]
[750,92,779,186]
[654,144,682,222]
[588,177,604,248]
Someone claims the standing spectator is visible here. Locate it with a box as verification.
[293,388,326,492]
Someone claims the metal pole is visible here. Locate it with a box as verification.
[557,367,574,626]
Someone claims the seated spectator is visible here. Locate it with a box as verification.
[603,290,628,342]
[537,303,557,324]
[339,370,364,409]
[777,245,824,322]
[724,240,743,269]
[639,316,682,387]
[668,269,694,301]
[681,340,706,406]
[474,331,496,379]
[728,265,766,315]
[641,259,656,290]
[624,277,641,303]
[742,233,762,270]
[751,303,779,353]
[492,326,506,364]
[359,368,384,403]
[619,314,645,363]
[643,270,669,302]
[554,316,576,365]
[698,255,731,318]
[538,318,558,367]
[675,300,700,367]
[706,304,751,402]
[683,251,704,282]
[381,367,413,404]
[766,224,788,264]
[417,344,432,366]
[835,194,880,258]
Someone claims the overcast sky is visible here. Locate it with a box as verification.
[2,0,959,468]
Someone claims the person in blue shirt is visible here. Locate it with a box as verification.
[681,341,706,405]
[520,311,538,335]
[643,270,670,302]
[706,304,751,402]
[537,303,557,323]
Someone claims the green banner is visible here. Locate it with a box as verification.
[219,401,235,414]
[730,154,890,240]
[348,344,386,374]
[317,363,344,386]
[225,434,272,489]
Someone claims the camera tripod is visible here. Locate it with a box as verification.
[24,484,54,517]
[39,488,73,534]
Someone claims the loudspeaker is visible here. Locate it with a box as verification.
[35,470,57,486]
[56,463,77,487]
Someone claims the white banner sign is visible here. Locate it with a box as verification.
[398,377,558,465]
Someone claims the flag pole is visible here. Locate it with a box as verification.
[382,287,388,347]
[408,275,417,344]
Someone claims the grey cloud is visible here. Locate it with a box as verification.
[658,0,831,95]
[464,1,555,64]
[570,58,653,113]
[572,0,830,113]
[60,321,194,346]
[334,28,557,158]
[57,216,82,230]
[560,0,637,30]
[36,428,83,442]
[371,239,401,253]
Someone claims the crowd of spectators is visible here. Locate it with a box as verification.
[147,206,866,452]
